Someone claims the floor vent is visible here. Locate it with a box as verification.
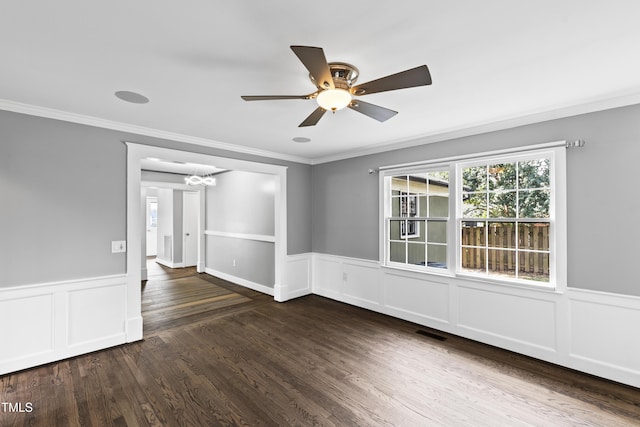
[416,330,447,341]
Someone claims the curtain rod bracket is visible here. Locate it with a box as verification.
[368,168,379,175]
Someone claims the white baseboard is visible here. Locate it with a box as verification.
[155,257,185,269]
[205,268,274,296]
[311,253,640,388]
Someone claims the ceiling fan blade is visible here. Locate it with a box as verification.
[290,45,335,90]
[350,65,432,96]
[299,106,327,127]
[348,100,398,122]
[241,94,311,101]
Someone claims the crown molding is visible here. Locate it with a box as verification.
[0,99,312,165]
[309,89,640,164]
[4,89,640,167]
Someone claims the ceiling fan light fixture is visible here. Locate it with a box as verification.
[316,88,351,111]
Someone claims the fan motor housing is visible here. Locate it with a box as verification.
[310,62,359,90]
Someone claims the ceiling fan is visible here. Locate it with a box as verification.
[241,45,432,127]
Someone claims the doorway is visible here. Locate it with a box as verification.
[182,191,199,267]
[146,196,158,257]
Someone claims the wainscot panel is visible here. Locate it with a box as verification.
[567,288,640,386]
[0,294,54,363]
[279,254,312,301]
[457,284,557,352]
[68,284,127,347]
[310,253,640,388]
[0,275,129,375]
[343,260,381,307]
[312,254,344,299]
[383,271,449,325]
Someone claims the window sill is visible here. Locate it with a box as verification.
[381,263,563,294]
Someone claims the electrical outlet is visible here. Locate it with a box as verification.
[233,259,237,267]
[342,272,348,281]
[111,241,127,253]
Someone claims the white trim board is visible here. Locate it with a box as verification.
[205,268,274,297]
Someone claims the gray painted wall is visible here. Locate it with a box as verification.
[311,103,640,296]
[0,110,311,288]
[206,171,275,236]
[0,111,126,287]
[205,170,276,287]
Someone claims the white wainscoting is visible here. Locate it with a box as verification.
[205,254,313,302]
[0,275,130,375]
[278,253,312,302]
[311,253,640,388]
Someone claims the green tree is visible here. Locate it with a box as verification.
[462,159,550,219]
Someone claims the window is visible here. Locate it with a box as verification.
[386,170,450,270]
[382,144,566,288]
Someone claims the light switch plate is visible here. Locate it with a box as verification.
[111,240,127,253]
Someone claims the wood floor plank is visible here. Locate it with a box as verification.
[2,263,640,426]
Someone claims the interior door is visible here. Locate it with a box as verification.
[183,191,199,267]
[146,197,158,256]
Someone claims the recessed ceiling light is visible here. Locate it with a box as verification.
[115,90,149,104]
[292,137,311,143]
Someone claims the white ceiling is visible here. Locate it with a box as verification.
[2,1,640,163]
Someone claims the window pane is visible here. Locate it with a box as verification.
[427,221,447,244]
[462,193,487,218]
[391,196,402,216]
[407,220,425,242]
[419,195,428,216]
[427,244,447,268]
[460,246,486,274]
[518,251,550,282]
[409,173,427,196]
[518,189,550,218]
[489,191,516,218]
[461,221,486,246]
[391,175,408,192]
[462,166,487,191]
[429,195,449,217]
[518,159,550,189]
[488,222,516,249]
[389,241,406,263]
[389,220,403,240]
[408,242,426,265]
[399,194,418,218]
[519,223,550,251]
[487,249,516,279]
[488,163,516,190]
[428,171,449,185]
[400,220,421,239]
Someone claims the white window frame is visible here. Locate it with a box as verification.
[379,141,567,291]
[384,165,452,273]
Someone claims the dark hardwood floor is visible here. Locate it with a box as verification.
[2,260,640,426]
